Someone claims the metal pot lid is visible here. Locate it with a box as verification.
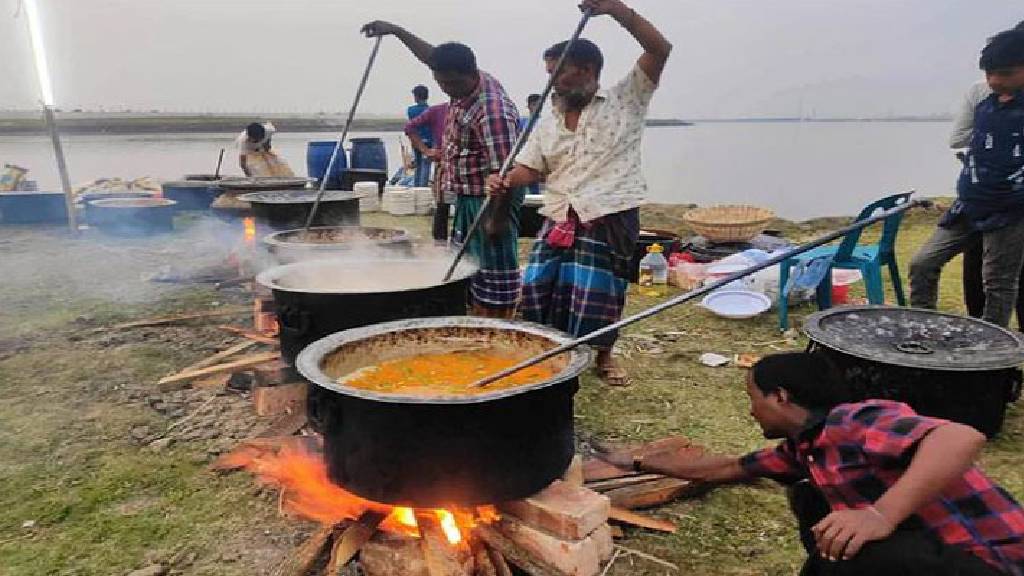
[238,190,364,204]
[804,306,1024,371]
[296,316,593,405]
[87,198,177,208]
[217,176,314,190]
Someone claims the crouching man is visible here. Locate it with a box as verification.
[614,353,1024,575]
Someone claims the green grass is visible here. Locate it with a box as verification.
[0,204,1020,575]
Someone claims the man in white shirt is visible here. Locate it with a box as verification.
[487,0,671,386]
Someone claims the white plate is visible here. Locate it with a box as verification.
[700,290,773,319]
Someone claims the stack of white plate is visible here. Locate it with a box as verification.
[412,187,434,215]
[354,181,381,212]
[382,186,415,216]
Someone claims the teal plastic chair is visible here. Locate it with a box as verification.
[778,192,914,331]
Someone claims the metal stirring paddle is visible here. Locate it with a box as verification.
[468,198,923,389]
[304,35,384,232]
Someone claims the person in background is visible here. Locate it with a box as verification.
[487,0,671,386]
[237,121,294,177]
[405,101,451,242]
[362,20,523,318]
[407,85,434,186]
[615,352,1024,575]
[953,20,1024,330]
[909,29,1024,328]
[519,94,543,196]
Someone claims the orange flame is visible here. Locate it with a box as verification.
[226,440,497,546]
[243,217,256,244]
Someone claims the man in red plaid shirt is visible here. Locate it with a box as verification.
[362,21,523,318]
[613,353,1024,575]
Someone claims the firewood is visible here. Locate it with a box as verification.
[104,307,249,330]
[474,525,562,576]
[156,351,280,386]
[586,474,665,492]
[219,324,280,344]
[256,412,309,438]
[607,507,677,533]
[327,511,386,573]
[270,524,335,576]
[470,539,498,576]
[181,341,258,373]
[157,341,259,392]
[582,458,637,482]
[417,512,474,576]
[484,545,513,576]
[604,478,702,510]
[562,455,584,486]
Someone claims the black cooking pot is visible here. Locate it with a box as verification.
[239,190,362,231]
[256,258,476,365]
[804,306,1024,437]
[212,177,315,221]
[0,192,68,225]
[297,316,593,507]
[86,198,177,235]
[262,226,413,264]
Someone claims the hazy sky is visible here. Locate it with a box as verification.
[0,1,1021,118]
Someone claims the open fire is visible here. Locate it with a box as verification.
[221,439,499,548]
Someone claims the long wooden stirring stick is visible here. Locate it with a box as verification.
[469,197,922,388]
[304,35,384,232]
[442,9,594,282]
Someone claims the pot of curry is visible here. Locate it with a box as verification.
[296,316,593,507]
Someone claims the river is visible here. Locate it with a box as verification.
[0,121,958,220]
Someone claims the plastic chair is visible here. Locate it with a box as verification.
[778,192,914,331]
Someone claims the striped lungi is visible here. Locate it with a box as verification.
[520,209,639,349]
[452,192,524,311]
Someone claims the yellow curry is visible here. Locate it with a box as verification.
[338,351,555,396]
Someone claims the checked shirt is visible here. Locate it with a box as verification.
[741,400,1024,575]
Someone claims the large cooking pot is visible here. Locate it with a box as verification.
[297,316,593,507]
[263,226,413,264]
[212,177,314,220]
[256,258,476,365]
[162,180,220,211]
[804,306,1024,437]
[86,197,177,235]
[239,190,363,231]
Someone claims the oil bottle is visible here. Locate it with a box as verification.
[638,243,669,291]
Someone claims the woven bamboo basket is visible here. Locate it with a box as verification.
[683,205,775,243]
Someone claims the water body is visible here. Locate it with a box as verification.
[0,121,958,220]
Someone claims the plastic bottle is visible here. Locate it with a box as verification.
[639,243,669,289]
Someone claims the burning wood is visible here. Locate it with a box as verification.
[328,511,387,572]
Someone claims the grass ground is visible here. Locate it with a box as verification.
[0,203,1019,575]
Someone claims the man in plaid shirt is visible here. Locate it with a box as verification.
[613,353,1024,575]
[362,20,523,318]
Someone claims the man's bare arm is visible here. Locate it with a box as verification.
[361,21,434,67]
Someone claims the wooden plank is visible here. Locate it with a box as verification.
[607,507,677,534]
[586,474,665,492]
[218,324,280,344]
[604,478,701,510]
[270,524,334,576]
[562,455,584,487]
[105,307,249,330]
[156,351,280,386]
[181,340,258,373]
[582,458,637,482]
[485,545,514,576]
[327,511,386,573]
[474,524,562,576]
[253,382,308,417]
[416,512,473,576]
[256,411,309,438]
